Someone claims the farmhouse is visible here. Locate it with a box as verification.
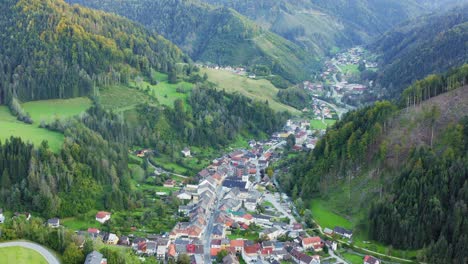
[164,179,177,188]
[47,218,60,228]
[181,147,191,157]
[364,255,381,264]
[0,209,4,223]
[96,211,111,224]
[333,226,353,239]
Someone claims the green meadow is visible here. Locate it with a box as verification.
[0,106,63,151]
[130,72,194,107]
[22,97,91,123]
[0,246,48,264]
[201,68,301,114]
[310,119,336,130]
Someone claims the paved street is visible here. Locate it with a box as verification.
[204,184,223,264]
[0,241,60,264]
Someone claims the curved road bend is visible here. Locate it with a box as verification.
[0,241,60,264]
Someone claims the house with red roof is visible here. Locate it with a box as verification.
[364,255,380,264]
[301,236,322,251]
[230,239,244,252]
[95,211,111,224]
[163,179,177,188]
[242,242,260,257]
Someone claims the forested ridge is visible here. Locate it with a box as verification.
[66,0,320,83]
[0,0,185,104]
[203,0,429,55]
[370,4,468,98]
[278,66,468,262]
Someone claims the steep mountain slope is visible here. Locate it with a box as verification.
[67,0,320,83]
[371,5,468,97]
[0,0,185,104]
[279,65,468,262]
[202,0,428,55]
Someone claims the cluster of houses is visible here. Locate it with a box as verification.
[334,47,364,66]
[273,120,320,151]
[302,81,325,97]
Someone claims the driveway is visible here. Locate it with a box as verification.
[0,241,60,264]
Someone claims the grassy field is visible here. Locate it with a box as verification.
[0,106,64,151]
[0,246,48,264]
[310,199,353,229]
[310,119,336,130]
[341,251,363,264]
[130,72,194,107]
[98,85,155,111]
[341,64,360,75]
[201,68,301,114]
[22,97,91,123]
[62,216,102,231]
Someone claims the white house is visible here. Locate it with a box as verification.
[106,233,119,245]
[0,209,5,224]
[96,211,111,224]
[181,148,191,157]
[47,218,60,228]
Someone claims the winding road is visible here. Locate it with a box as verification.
[0,241,60,264]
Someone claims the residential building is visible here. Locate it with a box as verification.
[0,209,5,224]
[95,211,111,224]
[333,226,353,239]
[47,218,60,228]
[182,148,191,157]
[223,253,240,264]
[301,236,322,251]
[364,255,380,264]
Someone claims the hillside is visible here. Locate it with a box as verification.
[278,66,468,262]
[370,5,468,97]
[0,0,185,104]
[202,0,429,55]
[66,0,320,83]
[201,68,300,114]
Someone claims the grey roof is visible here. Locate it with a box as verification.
[47,218,59,224]
[176,244,187,254]
[262,241,274,248]
[222,180,246,189]
[252,214,272,220]
[334,226,352,235]
[85,251,104,264]
[147,241,157,251]
[213,224,224,235]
